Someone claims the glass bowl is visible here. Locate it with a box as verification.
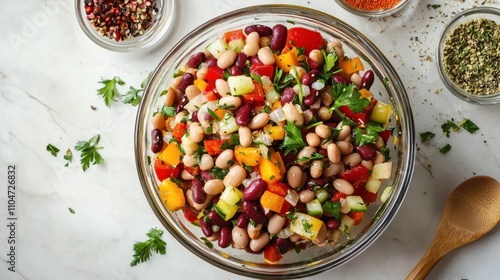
[135,4,415,279]
[436,7,500,105]
[75,0,175,52]
[335,0,411,17]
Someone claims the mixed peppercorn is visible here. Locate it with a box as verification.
[84,0,159,42]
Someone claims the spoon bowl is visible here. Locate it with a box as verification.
[406,176,500,280]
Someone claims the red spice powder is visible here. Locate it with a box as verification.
[345,0,400,10]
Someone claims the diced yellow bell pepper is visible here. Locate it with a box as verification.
[270,151,286,177]
[264,124,285,141]
[290,212,325,240]
[275,47,299,72]
[158,178,185,211]
[193,78,208,92]
[359,88,373,99]
[260,190,285,213]
[158,142,182,167]
[215,199,239,221]
[259,155,282,184]
[369,101,393,125]
[234,146,261,167]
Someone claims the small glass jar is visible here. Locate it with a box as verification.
[75,0,175,52]
[335,0,411,17]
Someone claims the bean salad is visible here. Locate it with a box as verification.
[149,23,394,263]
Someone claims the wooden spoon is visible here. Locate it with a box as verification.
[406,175,500,280]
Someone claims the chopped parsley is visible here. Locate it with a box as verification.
[46,144,60,157]
[130,228,167,266]
[460,119,479,134]
[420,132,436,143]
[441,120,460,137]
[281,121,306,155]
[439,144,452,154]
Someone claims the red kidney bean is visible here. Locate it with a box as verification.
[151,128,163,153]
[307,57,320,70]
[229,65,244,76]
[307,178,328,189]
[177,73,194,92]
[244,24,272,37]
[303,89,319,106]
[191,111,199,122]
[235,103,254,126]
[332,74,350,85]
[191,178,207,204]
[187,52,206,68]
[270,24,287,51]
[175,94,189,113]
[325,218,340,230]
[207,209,232,227]
[218,226,232,248]
[200,217,213,237]
[301,70,319,86]
[236,213,249,228]
[243,179,268,201]
[205,57,217,67]
[317,148,328,158]
[275,238,291,254]
[355,144,377,160]
[234,53,248,69]
[361,70,375,90]
[242,201,266,224]
[250,56,263,65]
[200,170,215,182]
[245,244,265,254]
[280,87,296,104]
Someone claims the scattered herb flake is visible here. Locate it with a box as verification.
[440,144,452,154]
[68,207,75,214]
[441,120,460,137]
[64,148,72,167]
[420,132,436,143]
[46,144,60,157]
[460,119,479,134]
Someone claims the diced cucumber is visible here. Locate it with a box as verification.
[306,199,323,216]
[290,212,325,240]
[364,176,382,193]
[206,38,228,58]
[315,189,330,203]
[372,162,392,180]
[215,199,239,221]
[219,185,243,206]
[228,39,245,52]
[227,75,254,96]
[218,112,239,135]
[345,195,367,212]
[340,215,355,234]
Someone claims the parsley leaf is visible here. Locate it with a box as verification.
[123,72,151,106]
[323,201,341,220]
[64,148,72,167]
[353,124,383,146]
[46,144,60,157]
[97,76,125,108]
[281,121,305,155]
[296,152,325,163]
[130,228,167,266]
[441,120,460,137]
[460,119,479,134]
[74,134,104,171]
[439,144,452,154]
[161,105,176,117]
[322,49,339,73]
[420,132,435,143]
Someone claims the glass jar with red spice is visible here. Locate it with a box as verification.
[335,0,411,17]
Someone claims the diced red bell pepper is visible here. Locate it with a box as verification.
[340,164,370,189]
[171,122,187,142]
[242,81,265,105]
[267,182,290,196]
[279,200,292,216]
[379,129,392,144]
[204,139,226,155]
[286,27,324,55]
[337,98,377,126]
[353,187,378,204]
[348,211,364,226]
[249,63,274,80]
[224,29,246,42]
[183,207,199,224]
[331,191,347,202]
[184,166,200,176]
[264,244,283,264]
[205,65,225,83]
[154,159,180,181]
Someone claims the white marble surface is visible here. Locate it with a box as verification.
[2,0,500,279]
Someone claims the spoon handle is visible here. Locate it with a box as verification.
[405,244,445,280]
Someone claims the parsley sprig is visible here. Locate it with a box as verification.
[130,228,167,266]
[74,134,104,171]
[280,121,306,155]
[123,72,151,106]
[97,76,125,108]
[329,83,371,114]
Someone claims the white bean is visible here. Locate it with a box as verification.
[336,140,353,155]
[238,126,252,147]
[282,103,304,126]
[245,31,260,44]
[217,49,237,69]
[327,143,341,163]
[232,226,250,249]
[305,132,321,147]
[199,154,215,171]
[257,47,275,65]
[248,112,270,130]
[267,214,287,235]
[182,154,197,167]
[342,152,362,167]
[188,122,204,143]
[203,179,225,195]
[310,160,323,178]
[243,41,260,57]
[249,233,270,252]
[333,178,354,195]
[247,223,263,240]
[287,166,303,189]
[219,96,241,109]
[299,189,315,203]
[215,149,234,169]
[223,165,246,187]
[215,79,231,97]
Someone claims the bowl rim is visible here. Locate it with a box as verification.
[134,4,415,278]
[436,6,500,105]
[74,0,175,52]
[335,0,411,17]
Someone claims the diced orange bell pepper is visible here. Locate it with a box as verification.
[259,156,282,184]
[204,139,226,155]
[234,146,261,167]
[224,29,246,42]
[193,78,208,92]
[158,178,185,211]
[270,151,286,177]
[260,190,285,213]
[274,47,299,72]
[264,124,285,141]
[157,142,182,167]
[171,122,187,142]
[338,56,364,75]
